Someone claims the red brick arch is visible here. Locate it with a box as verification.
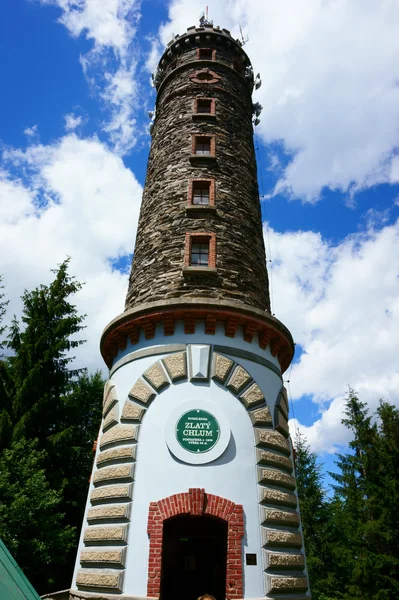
[147,488,244,599]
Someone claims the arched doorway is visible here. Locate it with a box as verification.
[147,489,244,599]
[160,515,228,600]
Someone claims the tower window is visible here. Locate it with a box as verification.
[195,137,211,155]
[193,183,210,205]
[193,98,216,121]
[184,233,217,270]
[197,99,212,113]
[197,48,216,61]
[191,241,209,267]
[192,135,215,156]
[188,179,215,207]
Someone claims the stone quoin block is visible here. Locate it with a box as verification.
[267,575,308,594]
[257,467,296,490]
[143,362,169,391]
[128,379,155,405]
[83,525,128,544]
[256,449,293,473]
[103,380,118,417]
[87,504,130,522]
[76,570,124,592]
[239,382,265,408]
[162,352,187,381]
[276,409,290,437]
[99,425,138,450]
[227,365,252,394]
[80,548,126,567]
[211,353,234,383]
[259,487,297,508]
[278,388,289,420]
[254,429,291,455]
[96,446,136,467]
[249,406,272,425]
[261,528,303,548]
[102,403,119,432]
[92,465,134,486]
[261,507,300,528]
[121,400,145,422]
[90,484,132,504]
[265,550,305,570]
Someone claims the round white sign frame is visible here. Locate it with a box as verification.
[165,400,231,465]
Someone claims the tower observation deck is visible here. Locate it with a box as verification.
[70,22,310,600]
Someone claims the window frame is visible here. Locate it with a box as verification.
[184,232,217,270]
[191,134,216,157]
[189,69,221,85]
[187,178,215,208]
[194,98,216,116]
[192,98,216,122]
[196,47,216,61]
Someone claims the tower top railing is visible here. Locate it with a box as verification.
[153,25,254,91]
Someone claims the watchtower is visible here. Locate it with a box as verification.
[70,21,310,600]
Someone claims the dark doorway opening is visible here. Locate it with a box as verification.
[160,515,228,600]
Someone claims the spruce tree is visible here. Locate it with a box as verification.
[0,275,12,449]
[7,258,85,445]
[331,390,399,599]
[294,432,341,599]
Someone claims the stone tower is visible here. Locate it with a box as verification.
[70,22,310,600]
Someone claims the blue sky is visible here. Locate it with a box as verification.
[1,0,399,482]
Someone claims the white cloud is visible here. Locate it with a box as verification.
[0,134,142,373]
[39,0,138,55]
[39,0,142,154]
[391,157,399,183]
[267,221,399,452]
[159,0,399,201]
[24,125,38,137]
[64,113,83,131]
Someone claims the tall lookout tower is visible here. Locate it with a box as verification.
[70,22,310,600]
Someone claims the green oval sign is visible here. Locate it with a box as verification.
[175,409,220,454]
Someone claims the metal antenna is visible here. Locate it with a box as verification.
[199,6,213,27]
[239,23,249,45]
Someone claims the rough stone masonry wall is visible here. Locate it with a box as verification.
[125,51,270,313]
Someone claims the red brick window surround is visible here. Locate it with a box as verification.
[189,69,221,84]
[197,47,216,61]
[188,178,215,207]
[184,232,216,268]
[192,134,216,156]
[194,98,216,115]
[147,489,244,599]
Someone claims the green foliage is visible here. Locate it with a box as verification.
[295,432,343,599]
[0,438,75,593]
[0,276,13,450]
[50,371,103,528]
[329,391,399,599]
[295,390,399,600]
[0,262,104,593]
[7,258,86,444]
[0,274,9,350]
